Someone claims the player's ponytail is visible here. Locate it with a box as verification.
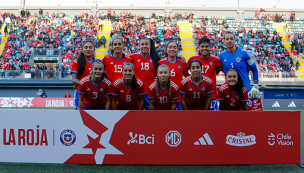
[226,68,244,98]
[139,37,160,70]
[77,41,95,76]
[123,63,137,93]
[149,38,160,70]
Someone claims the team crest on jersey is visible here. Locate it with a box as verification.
[247,100,253,107]
[123,61,127,64]
[202,87,206,91]
[236,57,241,62]
[100,88,104,92]
[178,65,181,69]
[149,59,153,63]
[236,95,240,99]
[209,61,213,66]
[60,129,76,146]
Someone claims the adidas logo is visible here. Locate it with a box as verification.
[137,59,140,62]
[110,62,113,64]
[194,133,214,145]
[120,90,124,92]
[87,88,90,91]
[226,95,229,97]
[224,59,227,62]
[272,101,280,107]
[288,101,296,108]
[189,88,192,91]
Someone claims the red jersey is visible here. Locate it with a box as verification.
[112,77,145,110]
[158,57,189,102]
[218,82,248,110]
[130,53,156,93]
[247,99,263,111]
[78,75,112,109]
[71,58,95,90]
[102,55,133,82]
[148,81,179,110]
[293,50,298,56]
[180,75,214,110]
[187,55,222,100]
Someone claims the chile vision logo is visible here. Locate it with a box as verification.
[60,129,76,146]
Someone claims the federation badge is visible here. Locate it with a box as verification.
[60,129,76,146]
[123,61,127,64]
[149,59,153,63]
[209,61,213,66]
[178,65,181,69]
[202,87,206,91]
[236,57,241,62]
[247,100,253,107]
[100,88,104,92]
[236,95,240,99]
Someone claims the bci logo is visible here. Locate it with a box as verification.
[127,132,154,145]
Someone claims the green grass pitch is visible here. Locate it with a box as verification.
[0,109,303,173]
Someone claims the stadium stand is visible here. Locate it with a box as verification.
[0,10,303,80]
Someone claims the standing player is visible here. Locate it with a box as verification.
[187,37,222,110]
[180,60,214,110]
[102,37,133,82]
[130,38,160,110]
[78,60,111,110]
[218,68,248,110]
[148,65,179,110]
[158,41,189,110]
[71,41,96,110]
[112,63,145,110]
[219,32,259,97]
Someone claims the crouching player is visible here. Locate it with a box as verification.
[78,60,112,110]
[218,68,248,110]
[112,63,145,110]
[148,65,179,110]
[180,60,213,110]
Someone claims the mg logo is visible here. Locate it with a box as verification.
[166,131,182,147]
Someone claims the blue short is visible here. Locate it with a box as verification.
[73,89,79,110]
[144,94,150,110]
[83,106,106,110]
[210,99,219,111]
[176,102,182,110]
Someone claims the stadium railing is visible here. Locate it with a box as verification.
[0,70,71,81]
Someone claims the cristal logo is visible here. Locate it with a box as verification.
[127,132,154,145]
[166,131,182,147]
[226,132,256,147]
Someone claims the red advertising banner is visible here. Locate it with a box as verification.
[0,97,74,108]
[0,110,300,165]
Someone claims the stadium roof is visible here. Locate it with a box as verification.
[2,0,304,9]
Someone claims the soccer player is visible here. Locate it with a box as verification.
[102,37,133,82]
[148,64,179,110]
[180,60,214,110]
[158,41,189,110]
[78,60,112,110]
[218,68,248,110]
[130,38,160,110]
[112,63,145,110]
[219,32,259,97]
[71,41,96,110]
[187,37,222,110]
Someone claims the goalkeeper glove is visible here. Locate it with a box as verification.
[248,84,259,99]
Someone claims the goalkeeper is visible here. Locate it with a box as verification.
[219,32,261,99]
